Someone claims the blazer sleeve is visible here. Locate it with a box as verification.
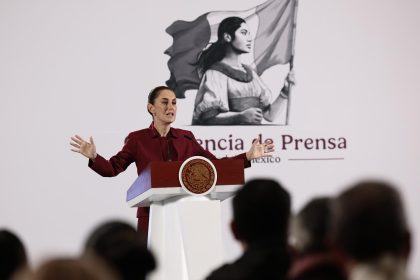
[88,133,137,177]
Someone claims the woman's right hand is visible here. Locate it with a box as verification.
[70,135,97,160]
[240,108,263,124]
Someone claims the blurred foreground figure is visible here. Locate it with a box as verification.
[206,179,291,280]
[31,256,118,280]
[332,181,412,280]
[289,197,347,280]
[84,220,156,280]
[0,229,30,280]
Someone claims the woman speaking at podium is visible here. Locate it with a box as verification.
[70,86,274,233]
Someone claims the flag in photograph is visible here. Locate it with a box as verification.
[165,0,298,98]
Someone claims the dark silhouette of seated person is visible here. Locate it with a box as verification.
[83,220,156,280]
[0,229,29,280]
[206,179,291,280]
[288,197,346,280]
[331,181,412,280]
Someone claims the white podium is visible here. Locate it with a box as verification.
[126,160,244,280]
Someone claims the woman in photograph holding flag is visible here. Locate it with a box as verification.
[192,16,295,125]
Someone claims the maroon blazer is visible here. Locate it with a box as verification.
[88,124,250,229]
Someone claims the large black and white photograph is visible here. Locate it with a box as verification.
[165,0,297,125]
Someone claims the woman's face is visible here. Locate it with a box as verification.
[231,22,252,53]
[148,89,177,125]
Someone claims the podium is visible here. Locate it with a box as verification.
[126,159,244,280]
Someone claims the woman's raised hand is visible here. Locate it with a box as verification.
[70,135,97,160]
[245,136,275,160]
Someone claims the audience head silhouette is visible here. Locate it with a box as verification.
[0,229,28,280]
[332,180,411,280]
[84,220,156,280]
[291,197,333,255]
[232,178,291,245]
[288,197,346,280]
[206,178,291,280]
[31,256,117,280]
[332,180,410,262]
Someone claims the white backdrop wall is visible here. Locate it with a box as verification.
[1,0,419,277]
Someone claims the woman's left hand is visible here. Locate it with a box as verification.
[279,71,296,98]
[285,70,296,87]
[246,136,275,160]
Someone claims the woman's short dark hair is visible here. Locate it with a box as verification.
[147,86,173,116]
[196,17,246,75]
